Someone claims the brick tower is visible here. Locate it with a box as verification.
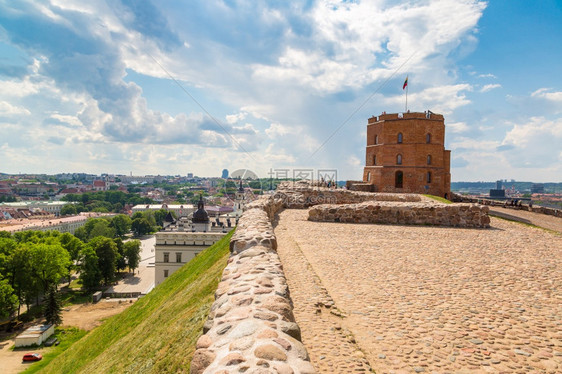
[362,111,451,198]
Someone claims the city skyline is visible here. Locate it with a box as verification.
[1,1,561,182]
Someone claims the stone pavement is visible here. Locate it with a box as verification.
[275,209,562,373]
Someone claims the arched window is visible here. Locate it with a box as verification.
[427,171,432,183]
[397,133,403,143]
[397,154,402,165]
[426,133,431,143]
[373,155,377,165]
[366,171,371,182]
[395,171,403,188]
[427,155,432,165]
[374,135,378,145]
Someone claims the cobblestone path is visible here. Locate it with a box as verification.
[275,209,562,373]
[274,221,373,373]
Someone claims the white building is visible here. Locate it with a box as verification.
[154,196,226,286]
[15,324,54,347]
[0,201,70,216]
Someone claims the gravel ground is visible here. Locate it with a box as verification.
[275,209,562,374]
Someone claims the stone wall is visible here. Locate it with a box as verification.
[308,201,490,228]
[274,181,421,209]
[452,193,562,218]
[191,198,316,374]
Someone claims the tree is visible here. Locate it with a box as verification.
[110,215,132,237]
[131,217,152,237]
[60,204,77,216]
[59,233,83,285]
[43,285,62,325]
[79,246,102,291]
[88,237,119,286]
[0,279,18,319]
[86,218,115,240]
[27,243,71,293]
[114,238,127,272]
[124,240,141,274]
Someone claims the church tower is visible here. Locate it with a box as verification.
[362,111,451,198]
[234,180,245,213]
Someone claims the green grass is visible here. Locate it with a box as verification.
[423,194,453,204]
[489,214,560,236]
[59,289,91,307]
[33,231,233,374]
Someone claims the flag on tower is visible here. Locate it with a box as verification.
[403,76,408,90]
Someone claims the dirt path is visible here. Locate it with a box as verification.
[0,300,134,374]
[276,209,562,373]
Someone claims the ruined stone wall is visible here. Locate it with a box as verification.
[308,201,490,228]
[452,194,562,218]
[191,197,316,374]
[274,181,421,209]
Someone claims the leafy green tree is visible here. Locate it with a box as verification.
[79,246,102,291]
[59,233,83,284]
[27,242,71,292]
[124,240,141,274]
[0,279,18,319]
[114,238,127,272]
[60,204,77,216]
[74,226,88,242]
[110,214,132,237]
[43,285,62,325]
[86,218,115,240]
[88,237,119,285]
[131,217,152,237]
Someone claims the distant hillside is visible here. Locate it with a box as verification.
[29,232,232,374]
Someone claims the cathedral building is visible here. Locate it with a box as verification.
[362,111,451,198]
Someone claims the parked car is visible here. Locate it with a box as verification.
[22,353,42,362]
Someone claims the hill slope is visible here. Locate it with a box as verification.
[30,232,232,374]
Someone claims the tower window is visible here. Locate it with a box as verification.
[397,154,402,165]
[374,135,378,145]
[427,172,432,183]
[426,133,431,143]
[373,155,377,165]
[395,171,403,188]
[397,133,403,143]
[427,155,432,165]
[163,252,169,263]
[366,171,371,182]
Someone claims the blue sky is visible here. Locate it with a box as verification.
[0,0,561,182]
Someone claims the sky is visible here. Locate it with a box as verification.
[0,0,561,182]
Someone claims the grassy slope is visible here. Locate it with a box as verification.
[31,232,232,374]
[423,194,452,204]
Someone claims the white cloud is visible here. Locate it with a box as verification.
[480,83,501,92]
[0,101,31,116]
[447,121,470,133]
[531,88,562,103]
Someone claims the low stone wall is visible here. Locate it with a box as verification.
[275,181,421,209]
[191,199,316,374]
[308,201,491,228]
[452,194,562,218]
